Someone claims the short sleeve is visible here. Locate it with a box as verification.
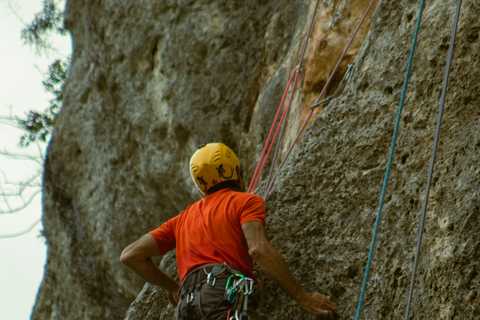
[239,194,266,226]
[149,216,178,254]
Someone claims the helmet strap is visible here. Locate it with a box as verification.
[234,166,244,192]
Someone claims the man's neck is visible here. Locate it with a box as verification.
[206,185,242,196]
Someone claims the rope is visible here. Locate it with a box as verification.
[259,0,321,197]
[247,67,300,193]
[263,0,377,200]
[355,1,426,318]
[404,1,462,318]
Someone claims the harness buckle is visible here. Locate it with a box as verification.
[206,272,216,287]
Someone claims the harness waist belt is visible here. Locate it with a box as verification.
[179,263,243,295]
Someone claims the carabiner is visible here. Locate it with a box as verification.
[235,310,243,320]
[227,289,235,303]
[226,275,234,289]
[243,278,254,295]
[234,278,245,291]
[226,274,244,289]
[207,272,216,287]
[344,62,355,80]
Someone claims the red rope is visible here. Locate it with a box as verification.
[247,67,300,193]
[248,0,321,194]
[261,1,321,197]
[263,0,377,199]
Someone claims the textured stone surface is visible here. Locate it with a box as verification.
[33,0,479,319]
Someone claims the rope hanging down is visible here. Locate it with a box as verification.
[404,1,462,319]
[263,0,377,200]
[248,67,300,193]
[262,0,322,198]
[248,0,320,194]
[355,0,426,319]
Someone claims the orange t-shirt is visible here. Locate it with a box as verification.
[150,189,266,281]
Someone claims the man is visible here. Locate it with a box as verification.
[121,143,336,319]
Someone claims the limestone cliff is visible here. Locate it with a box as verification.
[33,0,479,319]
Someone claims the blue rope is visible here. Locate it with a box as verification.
[355,1,426,319]
[404,1,462,318]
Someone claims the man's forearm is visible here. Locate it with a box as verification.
[251,242,306,302]
[120,234,179,293]
[125,256,179,292]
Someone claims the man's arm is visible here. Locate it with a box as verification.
[242,221,336,319]
[120,233,180,306]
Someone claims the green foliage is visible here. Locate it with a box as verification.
[18,59,70,146]
[42,58,69,113]
[17,0,70,146]
[21,0,66,52]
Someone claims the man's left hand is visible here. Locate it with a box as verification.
[166,289,179,307]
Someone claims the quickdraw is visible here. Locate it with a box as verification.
[225,274,255,320]
[263,0,376,200]
[310,62,355,110]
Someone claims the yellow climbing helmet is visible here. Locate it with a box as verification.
[190,143,241,195]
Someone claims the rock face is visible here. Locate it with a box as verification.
[33,0,479,319]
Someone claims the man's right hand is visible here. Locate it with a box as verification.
[242,221,337,318]
[297,292,336,319]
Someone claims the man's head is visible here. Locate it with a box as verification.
[190,143,243,196]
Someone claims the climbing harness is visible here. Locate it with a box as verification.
[176,263,261,320]
[354,0,426,319]
[404,1,462,319]
[177,264,228,304]
[262,0,377,200]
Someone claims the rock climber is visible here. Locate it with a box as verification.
[121,142,336,319]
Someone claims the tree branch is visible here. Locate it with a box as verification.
[0,219,41,239]
[0,149,44,165]
[0,189,42,214]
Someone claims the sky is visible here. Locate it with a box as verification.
[0,0,71,319]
